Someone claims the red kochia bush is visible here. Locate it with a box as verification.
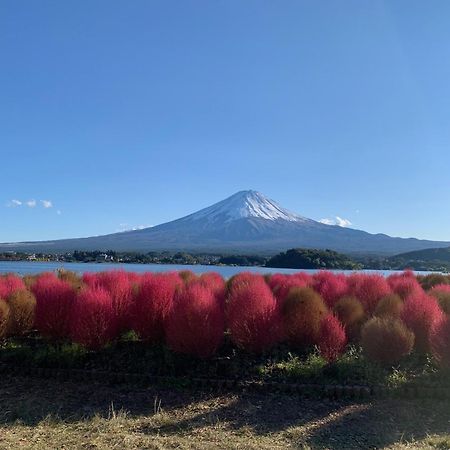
[198,272,226,305]
[227,274,282,353]
[267,274,309,303]
[32,274,76,340]
[311,272,348,308]
[430,316,450,369]
[347,274,391,315]
[132,272,182,342]
[387,271,422,300]
[96,271,134,332]
[71,286,117,350]
[318,314,347,362]
[82,272,99,288]
[401,292,443,353]
[165,282,224,358]
[0,274,25,299]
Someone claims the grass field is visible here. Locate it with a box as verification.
[0,375,449,449]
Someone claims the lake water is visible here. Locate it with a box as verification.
[0,261,437,277]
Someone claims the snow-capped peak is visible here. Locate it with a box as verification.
[182,190,307,223]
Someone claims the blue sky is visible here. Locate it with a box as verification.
[1,1,450,243]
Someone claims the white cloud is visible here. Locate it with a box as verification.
[320,216,352,228]
[26,200,37,208]
[335,216,352,227]
[6,199,22,207]
[116,223,153,232]
[41,200,53,208]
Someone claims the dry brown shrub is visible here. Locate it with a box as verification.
[57,269,84,290]
[7,290,36,335]
[429,289,450,315]
[282,287,328,348]
[22,274,38,289]
[333,295,365,342]
[361,317,414,365]
[374,294,404,319]
[0,299,11,339]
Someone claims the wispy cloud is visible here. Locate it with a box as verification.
[57,210,62,215]
[319,216,352,228]
[6,199,22,207]
[6,198,57,210]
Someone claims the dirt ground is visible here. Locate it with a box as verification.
[0,376,448,449]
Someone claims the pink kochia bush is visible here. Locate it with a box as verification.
[347,274,391,315]
[83,271,134,333]
[401,292,443,353]
[198,272,226,305]
[227,274,282,353]
[132,273,182,342]
[267,273,310,303]
[311,272,348,308]
[31,273,76,340]
[388,271,422,300]
[165,282,224,358]
[318,314,347,362]
[71,286,117,350]
[0,274,25,299]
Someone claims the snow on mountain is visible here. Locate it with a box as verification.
[179,190,309,224]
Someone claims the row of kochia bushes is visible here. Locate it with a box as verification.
[1,270,450,368]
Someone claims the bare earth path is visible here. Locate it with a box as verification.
[0,376,448,449]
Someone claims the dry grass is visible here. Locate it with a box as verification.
[0,376,448,449]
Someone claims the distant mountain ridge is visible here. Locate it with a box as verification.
[390,247,450,263]
[1,190,449,256]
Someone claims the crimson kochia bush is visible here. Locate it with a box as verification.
[32,273,77,340]
[165,282,224,358]
[71,286,118,350]
[0,274,25,299]
[227,274,282,353]
[318,314,347,362]
[131,272,182,342]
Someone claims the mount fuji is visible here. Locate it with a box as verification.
[1,190,449,255]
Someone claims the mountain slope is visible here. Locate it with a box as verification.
[390,247,450,263]
[1,190,449,256]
